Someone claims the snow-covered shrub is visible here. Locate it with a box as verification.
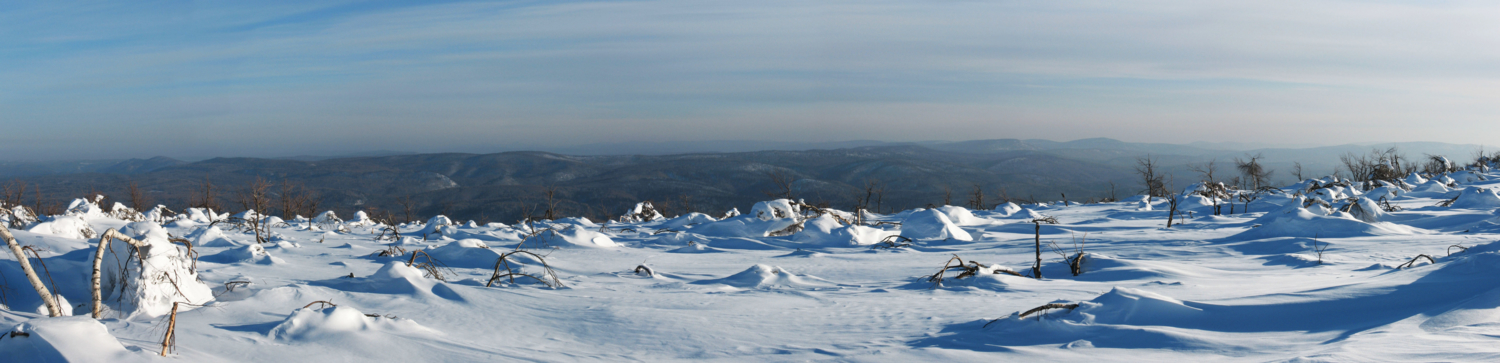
[99,222,214,319]
[619,202,665,223]
[750,199,798,221]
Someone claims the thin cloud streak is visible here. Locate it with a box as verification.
[2,0,1498,160]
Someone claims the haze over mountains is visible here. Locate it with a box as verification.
[0,138,1485,223]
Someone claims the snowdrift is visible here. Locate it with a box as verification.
[271,305,439,341]
[900,209,973,241]
[0,317,140,362]
[691,264,834,289]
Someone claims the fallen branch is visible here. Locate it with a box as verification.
[634,264,654,277]
[871,235,912,249]
[214,281,251,298]
[925,254,1021,288]
[1398,254,1437,269]
[984,302,1081,328]
[302,300,337,309]
[1448,244,1468,256]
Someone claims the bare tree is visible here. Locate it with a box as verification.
[1291,162,1305,181]
[397,195,417,223]
[763,170,796,200]
[237,178,272,243]
[541,186,561,220]
[191,177,220,212]
[127,182,151,212]
[942,186,953,206]
[678,194,693,215]
[1187,159,1220,184]
[854,179,881,224]
[1342,147,1411,182]
[967,183,985,210]
[1134,155,1167,199]
[1234,153,1274,189]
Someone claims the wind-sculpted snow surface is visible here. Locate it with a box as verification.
[8,169,1500,361]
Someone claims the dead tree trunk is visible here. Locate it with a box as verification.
[1032,221,1043,279]
[0,223,62,317]
[92,228,149,319]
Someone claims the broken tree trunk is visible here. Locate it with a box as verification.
[92,228,150,319]
[1033,221,1043,279]
[0,223,63,317]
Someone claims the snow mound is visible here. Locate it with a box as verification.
[193,226,243,247]
[203,243,285,265]
[934,205,983,225]
[1411,180,1452,195]
[100,222,215,319]
[900,209,973,241]
[271,305,439,341]
[692,264,834,289]
[658,212,717,230]
[25,216,96,240]
[792,215,896,247]
[314,262,465,300]
[415,215,456,237]
[1450,187,1500,209]
[1078,287,1205,325]
[1346,197,1387,223]
[347,211,374,226]
[530,225,618,248]
[1236,206,1420,238]
[184,208,214,223]
[0,317,140,362]
[424,239,502,268]
[64,197,107,218]
[685,214,800,238]
[312,211,343,225]
[994,202,1023,216]
[668,242,724,253]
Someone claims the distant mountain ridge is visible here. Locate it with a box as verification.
[3,138,1487,223]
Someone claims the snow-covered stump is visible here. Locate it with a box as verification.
[92,222,214,319]
[0,223,63,317]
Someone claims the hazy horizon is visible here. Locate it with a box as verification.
[0,137,1485,163]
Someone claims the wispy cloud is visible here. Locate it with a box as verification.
[3,0,1499,159]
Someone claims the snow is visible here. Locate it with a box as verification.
[900,209,974,241]
[0,317,140,362]
[8,170,1500,361]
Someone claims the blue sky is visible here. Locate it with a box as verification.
[3,0,1499,160]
